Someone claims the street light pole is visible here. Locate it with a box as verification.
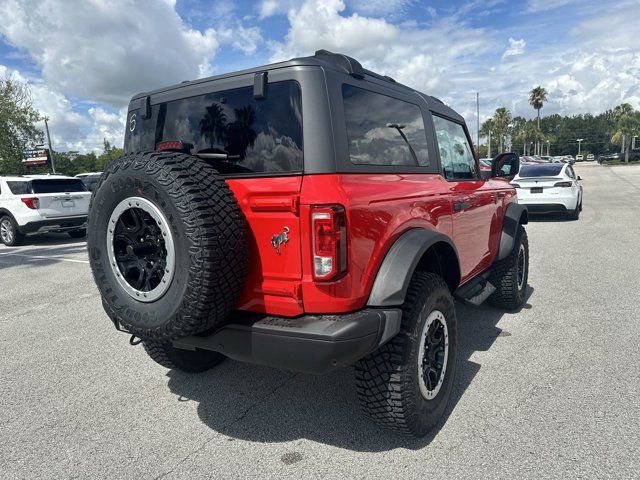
[577,138,584,156]
[546,140,550,156]
[44,116,56,173]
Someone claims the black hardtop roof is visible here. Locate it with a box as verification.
[129,50,459,119]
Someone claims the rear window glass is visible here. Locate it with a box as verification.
[7,181,31,195]
[125,81,303,175]
[342,84,429,167]
[31,179,87,193]
[520,164,563,177]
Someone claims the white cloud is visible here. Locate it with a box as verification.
[348,0,412,16]
[527,0,576,12]
[502,38,526,60]
[269,0,493,97]
[0,0,221,106]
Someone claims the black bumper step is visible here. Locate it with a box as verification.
[172,308,402,374]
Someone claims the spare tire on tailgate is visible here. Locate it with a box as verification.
[88,151,247,342]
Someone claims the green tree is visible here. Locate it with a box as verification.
[0,76,44,174]
[529,86,548,155]
[97,139,123,170]
[611,103,639,163]
[480,108,513,156]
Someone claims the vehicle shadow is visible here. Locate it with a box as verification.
[0,235,87,271]
[165,286,534,452]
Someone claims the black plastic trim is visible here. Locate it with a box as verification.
[367,228,460,306]
[523,204,567,214]
[172,308,402,374]
[497,203,529,261]
[18,216,87,234]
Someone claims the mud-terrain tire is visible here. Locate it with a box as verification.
[143,341,225,372]
[0,215,24,246]
[88,151,247,342]
[488,225,528,310]
[68,229,87,239]
[355,272,458,437]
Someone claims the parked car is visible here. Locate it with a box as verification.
[479,158,492,172]
[511,163,582,220]
[575,154,584,162]
[76,172,103,191]
[586,154,595,161]
[87,50,530,437]
[0,175,91,245]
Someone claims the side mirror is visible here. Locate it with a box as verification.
[492,152,520,179]
[577,176,582,180]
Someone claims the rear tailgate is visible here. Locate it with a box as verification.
[30,178,91,218]
[226,176,304,316]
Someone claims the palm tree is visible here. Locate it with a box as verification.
[529,86,548,155]
[225,105,257,159]
[199,103,228,148]
[480,107,512,153]
[611,103,638,163]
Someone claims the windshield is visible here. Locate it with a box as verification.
[31,179,87,193]
[519,164,564,177]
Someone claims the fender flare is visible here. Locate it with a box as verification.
[497,203,528,261]
[0,208,17,223]
[367,228,460,307]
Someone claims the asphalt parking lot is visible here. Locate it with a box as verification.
[1,163,638,479]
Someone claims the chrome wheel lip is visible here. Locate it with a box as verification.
[517,243,526,291]
[106,197,175,303]
[417,309,449,400]
[1,219,13,244]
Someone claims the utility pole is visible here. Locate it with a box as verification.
[44,116,56,173]
[488,130,491,158]
[546,140,550,156]
[476,92,480,149]
[577,138,583,156]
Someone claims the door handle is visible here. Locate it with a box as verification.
[454,201,471,212]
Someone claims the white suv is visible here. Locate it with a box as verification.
[0,175,92,246]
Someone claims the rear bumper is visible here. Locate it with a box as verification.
[173,308,402,374]
[522,203,568,214]
[18,216,87,234]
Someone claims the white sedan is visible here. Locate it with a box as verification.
[511,163,583,220]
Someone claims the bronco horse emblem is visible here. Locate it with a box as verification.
[271,227,290,254]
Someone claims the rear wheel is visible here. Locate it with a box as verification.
[567,198,581,220]
[355,272,457,436]
[143,341,225,372]
[488,225,529,310]
[0,216,24,246]
[68,229,87,239]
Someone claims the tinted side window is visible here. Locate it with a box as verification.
[125,81,303,175]
[432,115,477,180]
[342,85,429,167]
[7,181,31,195]
[566,166,575,178]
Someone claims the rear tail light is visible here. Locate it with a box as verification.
[311,205,347,281]
[156,140,193,152]
[554,181,572,188]
[511,183,521,188]
[21,197,40,209]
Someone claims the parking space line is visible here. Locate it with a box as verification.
[0,252,90,264]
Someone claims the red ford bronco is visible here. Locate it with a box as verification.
[88,50,529,436]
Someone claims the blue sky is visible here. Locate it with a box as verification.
[0,0,638,152]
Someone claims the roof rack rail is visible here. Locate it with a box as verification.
[314,50,365,79]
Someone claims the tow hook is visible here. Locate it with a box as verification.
[129,335,142,346]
